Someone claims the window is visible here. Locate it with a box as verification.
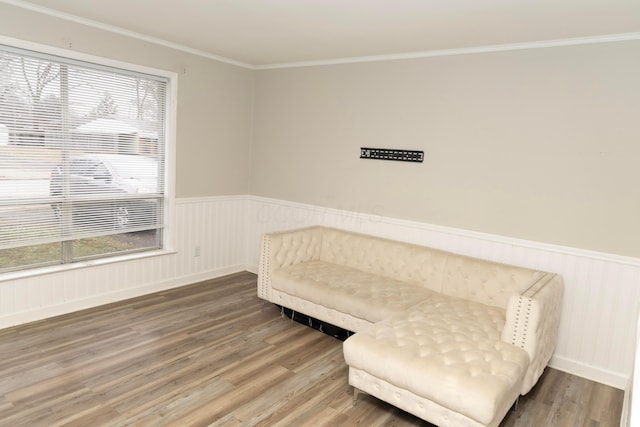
[0,43,168,273]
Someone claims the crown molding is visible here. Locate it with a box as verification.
[4,0,639,71]
[256,32,640,69]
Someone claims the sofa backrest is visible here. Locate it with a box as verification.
[318,227,542,309]
[319,227,449,293]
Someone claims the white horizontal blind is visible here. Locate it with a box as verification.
[0,45,166,256]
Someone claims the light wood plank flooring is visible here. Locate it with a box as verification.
[0,272,623,426]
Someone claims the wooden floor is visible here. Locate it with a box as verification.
[0,272,623,427]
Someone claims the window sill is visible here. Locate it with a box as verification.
[0,248,177,283]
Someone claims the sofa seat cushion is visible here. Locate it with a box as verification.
[343,295,530,425]
[271,260,437,323]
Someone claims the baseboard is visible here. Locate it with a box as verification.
[244,264,259,275]
[550,355,628,390]
[0,264,246,330]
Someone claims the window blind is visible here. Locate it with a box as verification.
[0,44,167,270]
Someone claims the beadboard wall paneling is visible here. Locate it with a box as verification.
[0,197,247,329]
[245,196,640,390]
[1,195,638,391]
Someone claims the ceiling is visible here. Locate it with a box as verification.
[6,0,640,68]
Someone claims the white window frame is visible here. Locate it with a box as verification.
[0,35,177,280]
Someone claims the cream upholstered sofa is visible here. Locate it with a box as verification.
[257,226,563,427]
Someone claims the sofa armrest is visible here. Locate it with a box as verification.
[501,272,564,394]
[257,226,323,301]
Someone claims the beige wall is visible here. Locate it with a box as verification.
[0,3,254,198]
[251,41,640,258]
[2,3,639,258]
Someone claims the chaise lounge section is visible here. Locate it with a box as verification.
[257,225,563,426]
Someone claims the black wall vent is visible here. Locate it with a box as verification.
[360,147,424,163]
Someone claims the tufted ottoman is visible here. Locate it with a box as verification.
[343,295,530,427]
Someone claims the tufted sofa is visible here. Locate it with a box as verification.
[257,226,563,426]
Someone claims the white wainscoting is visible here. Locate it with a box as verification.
[245,196,640,390]
[1,194,638,391]
[0,196,248,330]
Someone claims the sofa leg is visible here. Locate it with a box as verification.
[353,388,362,406]
[279,305,295,322]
